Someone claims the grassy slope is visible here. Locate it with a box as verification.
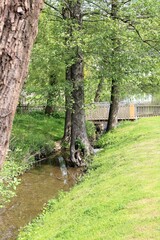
[11,113,64,155]
[18,117,160,240]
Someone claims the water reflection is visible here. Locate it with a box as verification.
[58,156,68,184]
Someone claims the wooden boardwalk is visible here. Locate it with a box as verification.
[17,103,160,121]
[86,103,160,121]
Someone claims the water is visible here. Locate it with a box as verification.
[93,148,103,154]
[0,157,82,240]
[58,156,68,184]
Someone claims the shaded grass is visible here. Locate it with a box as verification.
[11,112,64,154]
[18,117,160,240]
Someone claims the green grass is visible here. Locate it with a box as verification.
[0,113,64,207]
[18,117,160,240]
[11,112,64,153]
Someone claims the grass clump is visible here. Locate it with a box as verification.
[0,112,64,207]
[18,117,160,240]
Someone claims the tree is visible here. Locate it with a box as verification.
[44,73,58,115]
[28,1,93,165]
[62,67,72,143]
[61,1,73,144]
[84,0,160,131]
[0,0,43,169]
[62,0,93,165]
[106,0,120,131]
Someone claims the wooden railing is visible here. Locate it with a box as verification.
[17,103,160,120]
[16,105,65,113]
[137,105,160,117]
[17,105,45,113]
[86,103,160,121]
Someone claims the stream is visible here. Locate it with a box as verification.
[0,155,82,240]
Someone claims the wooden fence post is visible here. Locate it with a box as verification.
[129,104,136,119]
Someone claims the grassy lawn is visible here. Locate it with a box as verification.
[18,117,160,240]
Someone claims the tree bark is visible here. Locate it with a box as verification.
[45,74,57,115]
[107,79,119,131]
[0,0,43,168]
[61,1,72,144]
[62,67,72,143]
[106,0,120,132]
[94,77,105,102]
[69,1,93,166]
[70,54,93,166]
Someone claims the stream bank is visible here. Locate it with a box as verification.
[0,155,82,240]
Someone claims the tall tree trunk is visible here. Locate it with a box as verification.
[106,0,120,132]
[69,1,93,166]
[94,77,104,102]
[107,79,119,131]
[45,74,57,115]
[0,0,43,168]
[63,67,72,143]
[45,100,54,115]
[62,1,72,144]
[62,0,92,163]
[70,53,93,166]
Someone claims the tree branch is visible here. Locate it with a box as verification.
[83,19,105,22]
[44,1,63,20]
[63,0,73,15]
[113,15,160,53]
[84,0,111,15]
[44,1,60,12]
[128,23,160,53]
[121,0,132,5]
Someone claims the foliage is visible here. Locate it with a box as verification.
[24,0,160,108]
[17,117,160,240]
[152,93,160,104]
[83,0,160,101]
[0,160,24,207]
[23,7,66,107]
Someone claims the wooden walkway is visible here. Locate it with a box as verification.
[86,103,160,121]
[17,103,160,121]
